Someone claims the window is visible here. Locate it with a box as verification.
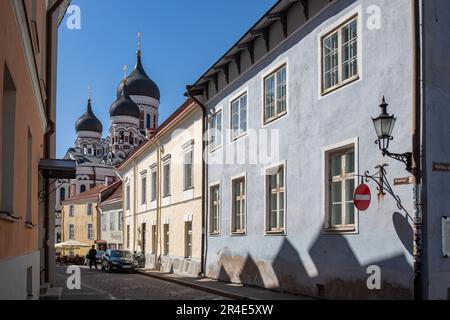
[231,177,246,234]
[69,205,75,217]
[126,184,130,210]
[151,169,157,201]
[209,111,222,151]
[163,161,170,197]
[102,215,107,232]
[60,187,66,203]
[119,131,124,144]
[69,224,75,240]
[151,225,157,254]
[87,224,94,240]
[129,133,134,145]
[266,165,285,233]
[126,225,130,248]
[26,129,33,223]
[146,114,151,129]
[322,17,358,94]
[87,203,93,216]
[327,148,356,231]
[1,64,16,214]
[118,211,123,230]
[231,93,247,140]
[80,185,86,193]
[141,175,147,204]
[184,150,193,190]
[26,266,33,299]
[210,185,220,234]
[110,212,115,231]
[141,223,146,253]
[264,65,287,124]
[163,224,169,256]
[185,221,193,259]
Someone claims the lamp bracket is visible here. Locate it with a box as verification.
[383,150,413,172]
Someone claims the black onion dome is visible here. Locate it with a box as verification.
[75,99,103,133]
[116,52,160,100]
[110,82,141,118]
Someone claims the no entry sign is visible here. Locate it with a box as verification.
[354,184,371,211]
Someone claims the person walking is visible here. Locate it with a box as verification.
[88,245,98,270]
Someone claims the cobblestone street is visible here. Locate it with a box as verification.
[55,266,228,300]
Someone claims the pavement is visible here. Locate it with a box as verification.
[138,269,313,300]
[55,266,228,300]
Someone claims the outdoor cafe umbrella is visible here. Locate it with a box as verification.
[55,240,90,255]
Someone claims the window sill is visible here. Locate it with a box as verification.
[183,187,194,192]
[323,227,357,235]
[25,221,37,229]
[265,230,286,236]
[263,111,287,127]
[209,146,222,154]
[231,231,246,236]
[209,232,221,237]
[321,75,360,97]
[231,132,248,143]
[0,211,21,223]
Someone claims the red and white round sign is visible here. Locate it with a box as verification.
[354,184,371,211]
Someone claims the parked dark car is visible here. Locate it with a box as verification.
[101,250,138,273]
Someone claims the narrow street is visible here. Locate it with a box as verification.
[55,266,228,300]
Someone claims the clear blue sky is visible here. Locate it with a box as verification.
[56,0,276,158]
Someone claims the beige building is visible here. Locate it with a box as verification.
[0,0,70,300]
[61,182,121,256]
[118,99,203,276]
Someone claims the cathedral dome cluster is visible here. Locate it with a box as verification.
[71,34,160,166]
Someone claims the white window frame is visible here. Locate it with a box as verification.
[162,157,171,198]
[141,172,147,205]
[318,8,362,97]
[209,109,223,153]
[118,211,123,231]
[87,203,93,216]
[209,182,221,235]
[185,221,193,259]
[182,141,194,190]
[110,212,115,231]
[262,63,288,125]
[230,174,247,235]
[150,166,157,202]
[322,137,359,234]
[264,161,287,235]
[87,223,94,240]
[125,184,131,211]
[69,224,75,240]
[230,91,248,141]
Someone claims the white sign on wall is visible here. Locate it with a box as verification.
[442,217,450,258]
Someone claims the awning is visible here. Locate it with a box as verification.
[39,159,76,179]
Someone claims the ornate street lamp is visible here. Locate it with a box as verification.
[372,97,412,172]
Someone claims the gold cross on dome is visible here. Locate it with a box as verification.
[123,65,127,80]
[137,32,142,51]
[88,85,92,100]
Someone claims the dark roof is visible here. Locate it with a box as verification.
[99,182,123,206]
[116,51,160,100]
[110,82,141,118]
[75,99,103,133]
[63,184,109,203]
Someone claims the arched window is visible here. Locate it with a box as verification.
[146,114,151,129]
[153,115,157,129]
[60,188,66,202]
[83,144,88,155]
[80,185,86,193]
[129,132,134,145]
[119,131,124,144]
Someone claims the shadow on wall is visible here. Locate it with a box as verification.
[211,216,414,299]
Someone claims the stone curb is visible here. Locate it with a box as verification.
[137,270,255,300]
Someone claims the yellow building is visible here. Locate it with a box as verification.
[118,99,203,276]
[61,182,121,256]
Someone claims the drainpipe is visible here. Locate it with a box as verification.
[186,86,208,277]
[133,159,138,254]
[43,0,67,283]
[412,0,425,300]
